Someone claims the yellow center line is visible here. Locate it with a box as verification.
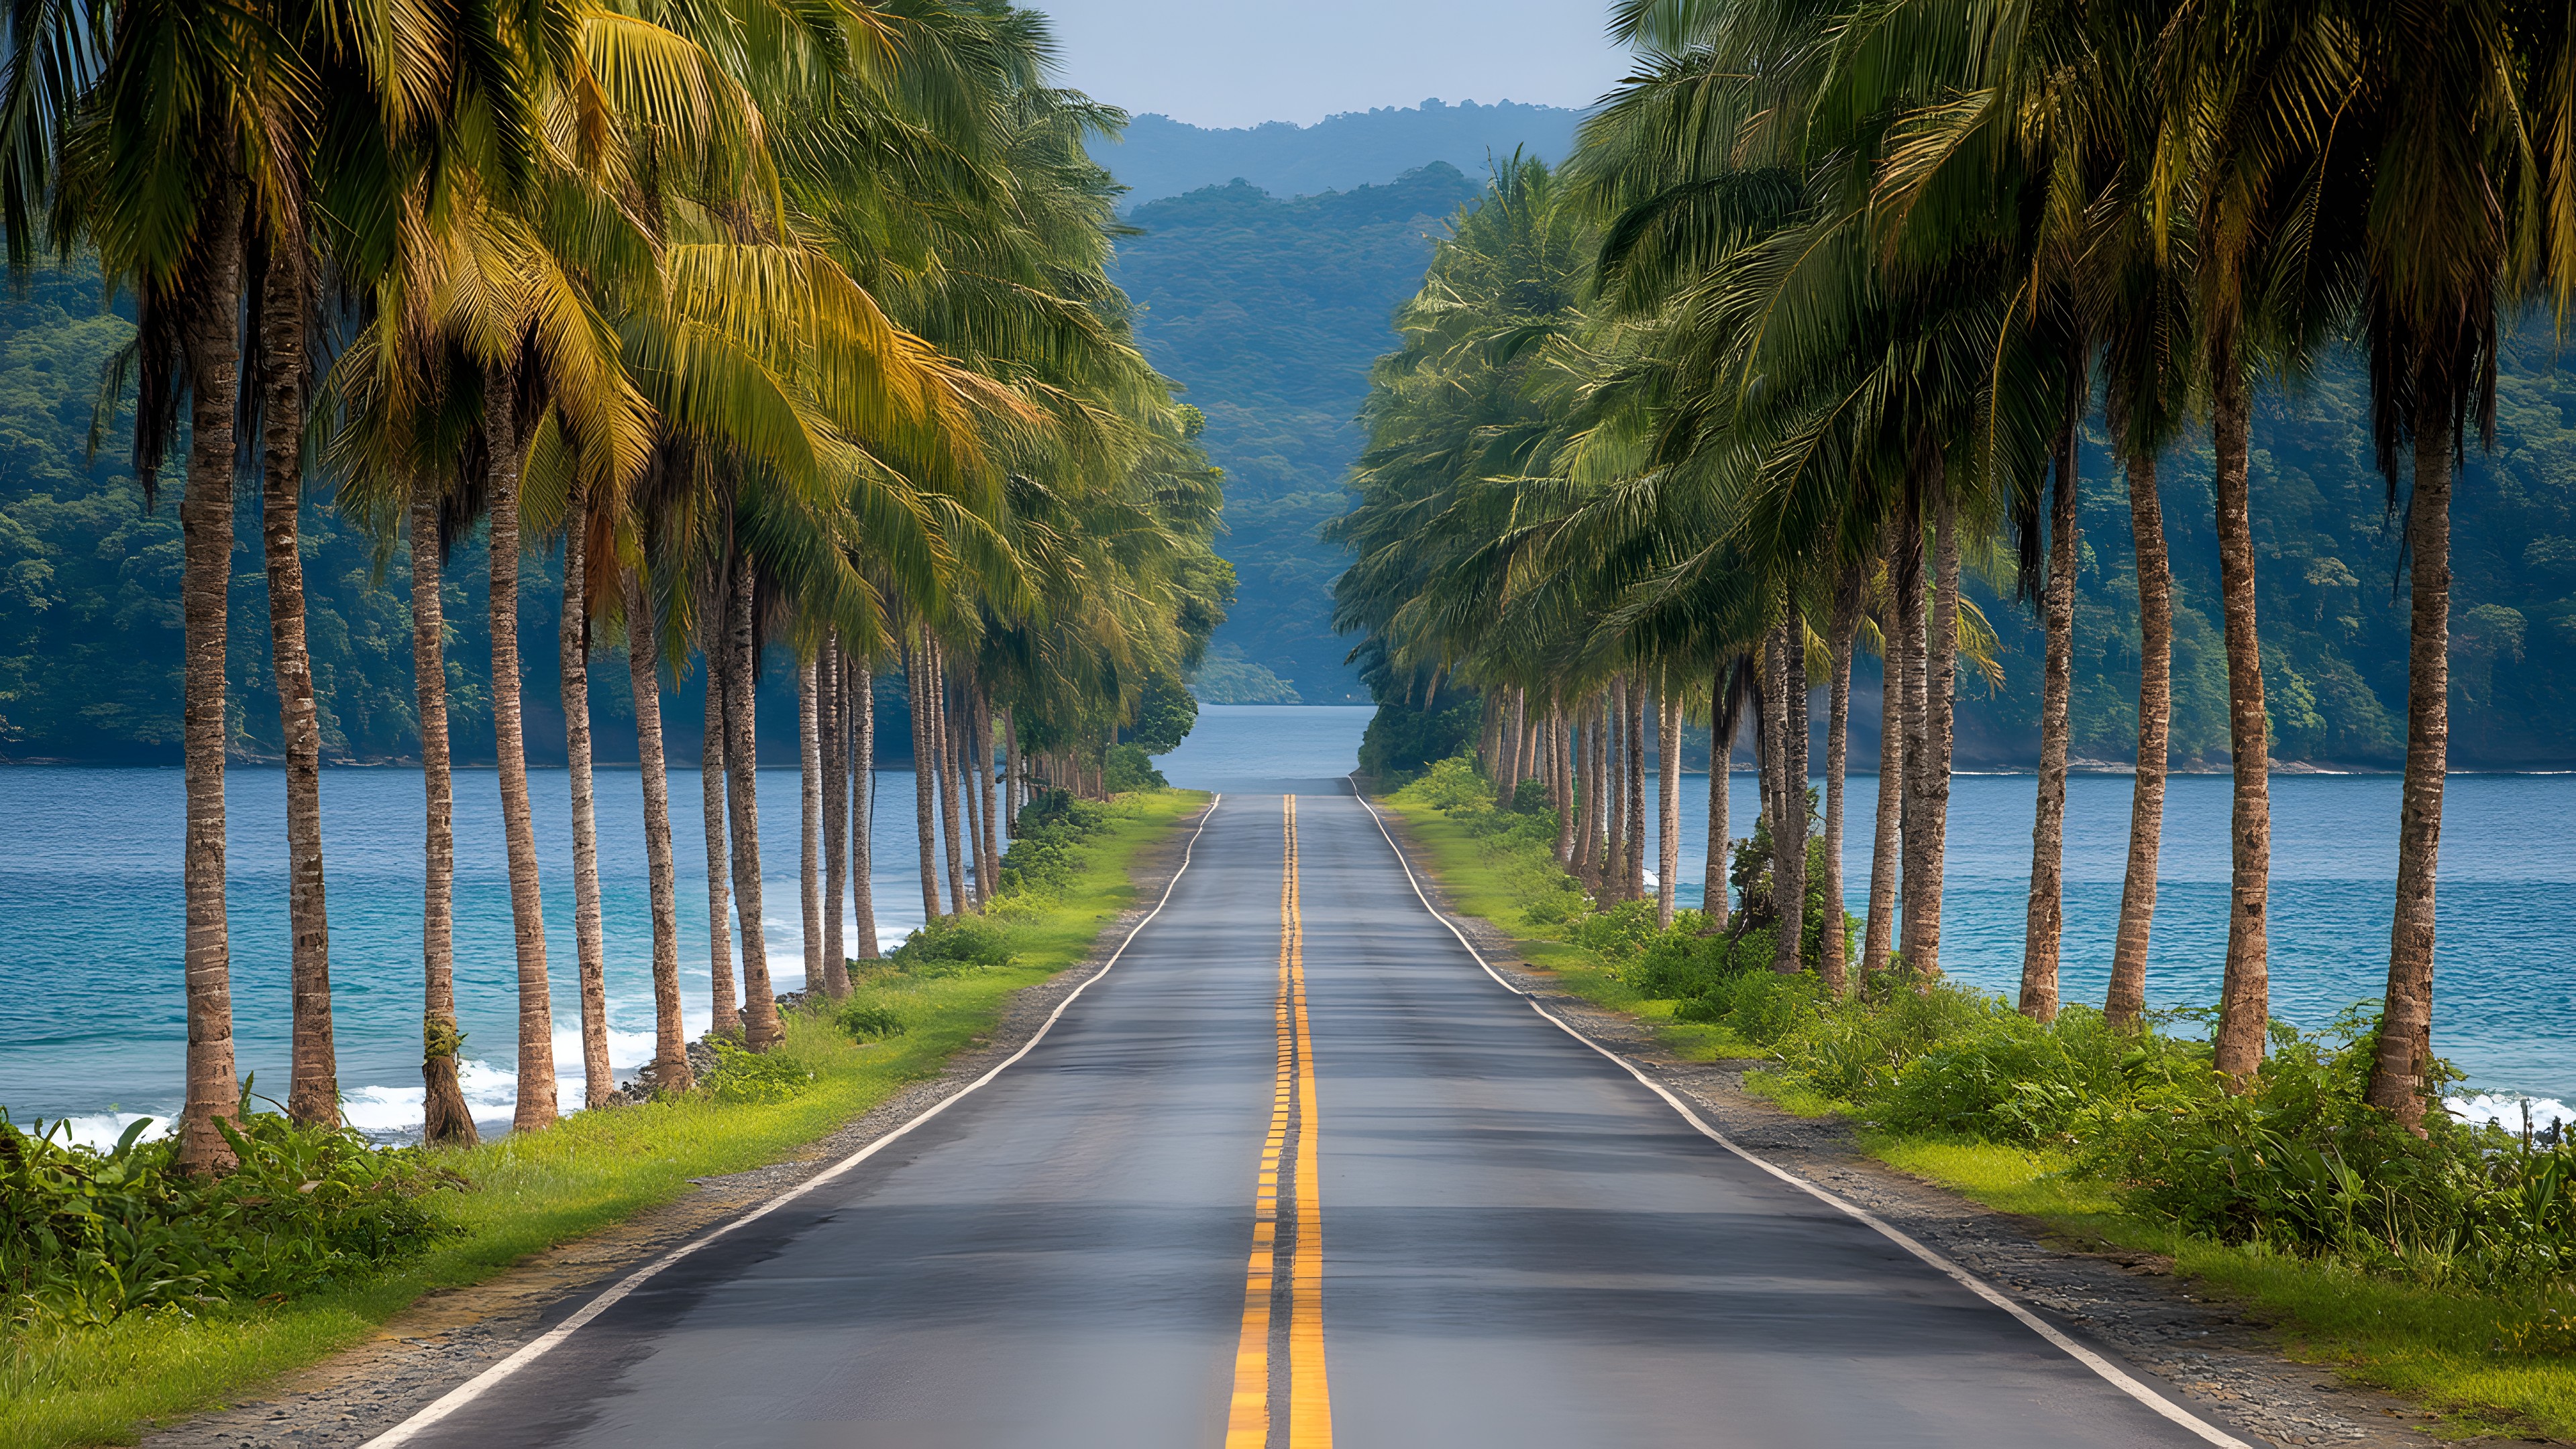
[1223,796,1331,1448]
[1285,797,1331,1448]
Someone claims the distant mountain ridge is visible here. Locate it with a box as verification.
[1112,164,1489,703]
[1095,100,1585,207]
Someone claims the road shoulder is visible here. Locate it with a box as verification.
[1364,799,2455,1449]
[138,794,1218,1449]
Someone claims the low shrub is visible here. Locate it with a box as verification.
[1633,922,1770,1000]
[704,1036,816,1106]
[0,1110,462,1325]
[1570,898,1663,963]
[1104,743,1167,792]
[836,1002,907,1041]
[888,912,1017,975]
[998,793,1114,896]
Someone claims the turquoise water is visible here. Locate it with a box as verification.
[1636,767,2575,1118]
[1,765,940,1141]
[2,702,2567,1140]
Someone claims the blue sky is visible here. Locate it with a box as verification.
[1029,0,1629,129]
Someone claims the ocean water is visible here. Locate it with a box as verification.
[3,702,2568,1142]
[1,765,941,1143]
[1627,767,2576,1116]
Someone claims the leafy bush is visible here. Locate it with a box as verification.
[998,792,1114,896]
[837,1002,907,1041]
[1,1110,462,1324]
[704,1037,816,1106]
[1570,898,1662,963]
[1633,922,1770,1000]
[1405,755,1494,813]
[889,912,1018,975]
[1104,743,1168,792]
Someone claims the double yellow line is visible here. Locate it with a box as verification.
[1224,796,1331,1448]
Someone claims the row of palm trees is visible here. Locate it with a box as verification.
[1335,0,2576,1131]
[1,0,1226,1173]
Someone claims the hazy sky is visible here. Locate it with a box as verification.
[1029,0,1630,129]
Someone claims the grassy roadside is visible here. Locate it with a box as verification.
[1372,766,2576,1442]
[2,788,1205,1449]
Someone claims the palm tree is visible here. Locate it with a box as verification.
[2355,0,2573,1127]
[719,545,785,1050]
[559,478,612,1108]
[256,221,337,1126]
[1818,566,1861,989]
[703,639,740,1035]
[2019,428,2080,1021]
[411,488,478,1144]
[484,378,559,1132]
[620,563,693,1093]
[800,653,824,993]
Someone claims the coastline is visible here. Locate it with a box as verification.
[2,790,1212,1449]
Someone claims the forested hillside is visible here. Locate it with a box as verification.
[1957,325,2576,769]
[0,262,875,764]
[1095,101,1582,205]
[1112,164,1485,702]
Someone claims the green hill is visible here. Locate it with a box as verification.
[1112,164,1486,703]
[1095,101,1584,207]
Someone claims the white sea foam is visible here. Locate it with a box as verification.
[54,1110,172,1151]
[2447,1092,2576,1135]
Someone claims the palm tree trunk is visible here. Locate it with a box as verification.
[174,194,244,1175]
[702,641,740,1036]
[1657,687,1681,929]
[260,238,335,1128]
[1914,478,1960,980]
[909,635,943,919]
[622,568,691,1093]
[1605,678,1629,898]
[973,686,994,881]
[851,654,880,958]
[2020,432,2079,1022]
[959,689,985,900]
[934,647,969,913]
[820,640,848,998]
[2210,365,2271,1079]
[1820,569,1860,992]
[1499,688,1523,805]
[1566,696,1587,876]
[2367,422,2450,1128]
[1894,509,1929,971]
[798,653,823,992]
[1705,669,1730,931]
[2107,452,2171,1028]
[559,485,612,1108]
[1553,699,1575,863]
[722,549,783,1050]
[1864,572,1904,979]
[486,380,557,1134]
[413,490,477,1146]
[1625,678,1648,902]
[1772,621,1809,975]
[1002,707,1020,839]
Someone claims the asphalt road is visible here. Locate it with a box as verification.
[374,788,2245,1449]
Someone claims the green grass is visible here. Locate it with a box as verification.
[1372,773,2576,1443]
[1,788,1206,1449]
[1854,1134,2576,1440]
[1374,783,1761,1061]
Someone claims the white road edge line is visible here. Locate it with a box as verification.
[359,793,1227,1449]
[1342,777,2255,1449]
